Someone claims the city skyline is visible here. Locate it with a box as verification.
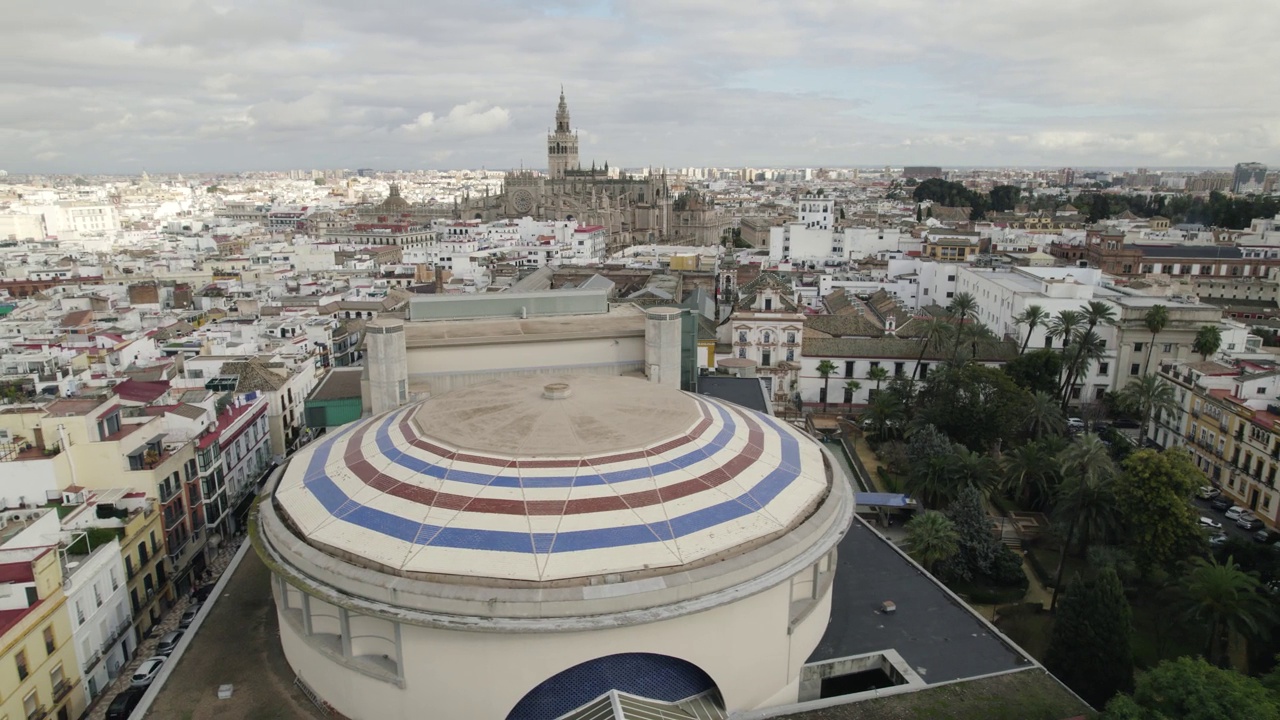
[7,0,1280,174]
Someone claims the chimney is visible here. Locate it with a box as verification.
[367,318,408,415]
[644,307,683,390]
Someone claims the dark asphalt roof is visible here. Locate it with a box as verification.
[695,376,770,414]
[1138,245,1243,260]
[809,519,1032,683]
[308,367,364,402]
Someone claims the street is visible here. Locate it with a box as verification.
[1191,496,1270,544]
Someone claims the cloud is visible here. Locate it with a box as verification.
[0,0,1276,172]
[400,102,511,137]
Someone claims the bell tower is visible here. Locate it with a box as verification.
[547,87,579,180]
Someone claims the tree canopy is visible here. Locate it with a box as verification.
[915,363,1032,452]
[1103,656,1280,720]
[1073,190,1280,230]
[1046,567,1134,708]
[1003,349,1064,397]
[1113,449,1205,574]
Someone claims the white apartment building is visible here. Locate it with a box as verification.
[62,538,132,703]
[955,265,1241,402]
[569,225,607,262]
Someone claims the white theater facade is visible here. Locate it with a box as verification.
[254,374,853,720]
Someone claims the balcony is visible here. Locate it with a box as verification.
[26,706,47,720]
[53,679,71,702]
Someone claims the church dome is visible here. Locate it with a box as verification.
[272,375,832,584]
[377,183,410,212]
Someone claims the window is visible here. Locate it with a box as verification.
[1099,363,1109,375]
[737,348,746,359]
[919,363,930,379]
[844,362,855,377]
[786,349,795,362]
[1130,363,1141,376]
[43,626,54,655]
[16,649,27,680]
[764,298,773,310]
[738,331,747,343]
[1134,342,1144,352]
[1164,343,1173,352]
[894,362,905,377]
[945,292,954,299]
[762,331,772,344]
[787,331,796,344]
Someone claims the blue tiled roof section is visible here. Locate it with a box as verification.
[297,405,806,554]
[370,399,741,488]
[506,652,716,720]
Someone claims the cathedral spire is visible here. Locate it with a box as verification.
[555,87,570,134]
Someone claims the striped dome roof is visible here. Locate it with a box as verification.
[274,375,830,583]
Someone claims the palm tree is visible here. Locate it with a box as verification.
[947,292,979,360]
[948,292,978,324]
[1015,304,1049,355]
[905,511,960,574]
[1060,330,1107,411]
[1194,325,1223,361]
[1060,301,1116,408]
[816,359,836,412]
[1118,374,1179,439]
[863,391,906,440]
[957,322,998,365]
[1024,390,1067,439]
[1003,440,1062,510]
[910,317,952,383]
[1046,309,1084,351]
[1142,304,1170,374]
[867,365,889,398]
[843,379,862,408]
[1181,555,1273,667]
[950,447,1001,501]
[906,453,955,509]
[1051,434,1119,610]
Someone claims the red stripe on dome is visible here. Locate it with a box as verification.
[330,404,771,516]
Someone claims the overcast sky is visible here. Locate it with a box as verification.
[6,0,1279,174]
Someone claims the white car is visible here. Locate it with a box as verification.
[1067,418,1085,431]
[1226,506,1248,521]
[130,656,166,688]
[1199,516,1223,530]
[1198,486,1221,500]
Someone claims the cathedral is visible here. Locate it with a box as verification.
[461,89,674,248]
[360,90,725,249]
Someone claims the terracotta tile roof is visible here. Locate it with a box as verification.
[113,379,170,404]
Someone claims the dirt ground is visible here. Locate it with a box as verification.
[145,551,323,720]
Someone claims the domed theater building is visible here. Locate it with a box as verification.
[254,374,853,720]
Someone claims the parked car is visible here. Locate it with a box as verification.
[179,603,201,630]
[1198,486,1222,500]
[1210,532,1229,547]
[1067,417,1086,432]
[130,656,166,688]
[1199,516,1223,530]
[1226,506,1248,521]
[155,630,183,657]
[192,585,214,602]
[1211,496,1233,512]
[105,687,144,720]
[1238,516,1265,531]
[1255,529,1275,543]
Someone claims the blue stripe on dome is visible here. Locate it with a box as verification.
[370,399,740,488]
[296,402,807,555]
